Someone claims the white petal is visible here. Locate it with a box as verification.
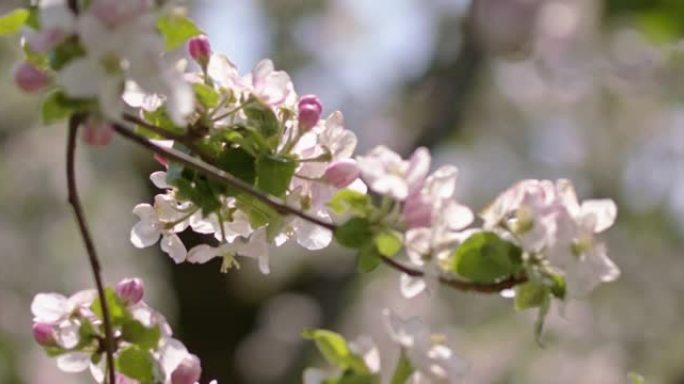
[295,218,333,251]
[31,293,68,323]
[57,58,106,98]
[303,368,330,384]
[130,221,160,248]
[161,234,187,263]
[580,199,617,233]
[159,338,189,380]
[400,274,426,299]
[444,201,474,231]
[56,320,80,349]
[187,244,221,264]
[150,171,170,189]
[405,147,431,193]
[56,352,91,373]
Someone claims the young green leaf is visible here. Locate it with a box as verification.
[91,288,129,326]
[302,329,369,374]
[357,243,382,273]
[156,13,203,51]
[255,155,296,197]
[42,92,73,125]
[451,232,523,283]
[327,189,372,216]
[373,231,402,257]
[514,282,549,311]
[390,350,414,384]
[216,146,257,191]
[193,83,220,108]
[334,218,373,249]
[121,319,162,350]
[0,9,29,36]
[244,100,281,145]
[116,346,156,382]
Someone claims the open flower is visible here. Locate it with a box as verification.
[357,146,430,201]
[383,310,468,383]
[130,194,192,263]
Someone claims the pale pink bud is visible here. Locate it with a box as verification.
[171,354,202,384]
[116,278,144,305]
[188,36,212,67]
[297,95,323,131]
[403,194,432,229]
[32,322,55,346]
[81,118,114,147]
[14,62,50,93]
[324,159,360,188]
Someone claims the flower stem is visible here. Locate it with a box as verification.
[66,115,117,384]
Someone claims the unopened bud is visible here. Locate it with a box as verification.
[116,278,144,305]
[32,322,55,346]
[297,95,323,131]
[14,62,50,93]
[171,354,202,384]
[188,36,212,67]
[324,159,360,188]
[81,117,114,147]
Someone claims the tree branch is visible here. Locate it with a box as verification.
[113,122,527,294]
[67,116,116,384]
[112,123,336,231]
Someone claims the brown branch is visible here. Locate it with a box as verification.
[67,116,116,384]
[112,123,337,231]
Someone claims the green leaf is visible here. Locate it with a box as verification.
[628,372,646,384]
[514,282,549,311]
[373,231,402,257]
[193,83,219,108]
[141,107,186,138]
[255,155,296,197]
[0,9,29,36]
[451,232,523,283]
[337,370,380,384]
[327,189,371,216]
[121,320,162,350]
[548,273,566,300]
[156,13,203,51]
[244,99,281,146]
[302,329,369,374]
[91,288,129,326]
[116,346,156,382]
[390,350,414,384]
[216,146,256,188]
[236,193,281,229]
[49,39,86,71]
[357,243,382,273]
[334,218,373,249]
[41,92,74,125]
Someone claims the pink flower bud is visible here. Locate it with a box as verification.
[188,36,212,66]
[171,354,202,384]
[14,62,50,93]
[32,322,55,346]
[81,118,114,147]
[324,159,360,188]
[297,95,323,131]
[403,194,432,229]
[116,278,144,305]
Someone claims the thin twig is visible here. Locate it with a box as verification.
[112,123,336,231]
[113,122,527,293]
[67,116,116,384]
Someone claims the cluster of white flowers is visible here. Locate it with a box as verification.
[18,0,193,144]
[31,278,214,384]
[304,309,467,384]
[129,42,364,274]
[482,179,620,297]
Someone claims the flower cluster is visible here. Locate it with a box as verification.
[482,179,620,297]
[129,39,363,274]
[15,0,194,145]
[31,278,212,384]
[303,309,467,384]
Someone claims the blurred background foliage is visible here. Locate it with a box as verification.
[2,0,684,383]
